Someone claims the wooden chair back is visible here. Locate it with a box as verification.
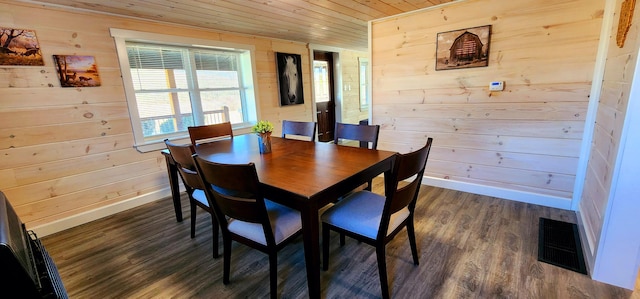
[333,122,380,149]
[192,156,275,243]
[164,139,204,190]
[282,120,316,141]
[381,138,433,234]
[188,122,233,146]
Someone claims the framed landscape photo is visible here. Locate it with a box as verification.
[0,27,44,66]
[276,52,304,106]
[53,55,101,87]
[436,25,491,71]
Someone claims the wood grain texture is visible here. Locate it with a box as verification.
[0,1,366,230]
[41,178,634,298]
[579,0,640,271]
[370,0,604,199]
[339,50,370,125]
[24,0,456,51]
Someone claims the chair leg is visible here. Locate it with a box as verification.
[376,245,390,299]
[211,215,219,258]
[269,252,278,299]
[407,220,419,265]
[190,202,197,238]
[339,233,346,246]
[223,238,232,285]
[364,180,373,191]
[322,223,330,271]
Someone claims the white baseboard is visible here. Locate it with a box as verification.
[576,209,595,277]
[31,177,572,238]
[422,176,573,210]
[30,188,174,238]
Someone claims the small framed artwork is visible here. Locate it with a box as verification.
[53,55,101,87]
[0,27,44,66]
[276,52,304,106]
[436,25,491,71]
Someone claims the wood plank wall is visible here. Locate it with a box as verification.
[0,0,364,233]
[340,50,370,124]
[370,0,604,205]
[580,0,640,269]
[261,47,368,127]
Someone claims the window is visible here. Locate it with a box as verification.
[313,61,330,103]
[111,29,258,152]
[359,57,369,111]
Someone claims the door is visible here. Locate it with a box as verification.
[314,51,335,142]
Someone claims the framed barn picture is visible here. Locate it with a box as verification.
[276,52,304,106]
[436,25,491,71]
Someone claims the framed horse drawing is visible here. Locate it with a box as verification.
[276,52,304,106]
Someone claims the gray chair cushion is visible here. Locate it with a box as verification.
[191,189,209,207]
[321,190,409,239]
[228,199,302,245]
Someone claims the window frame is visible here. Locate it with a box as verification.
[111,28,259,152]
[358,57,370,111]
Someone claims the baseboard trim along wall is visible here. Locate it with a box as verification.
[30,188,174,237]
[422,177,573,210]
[31,177,572,237]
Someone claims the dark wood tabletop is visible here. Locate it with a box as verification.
[163,134,397,298]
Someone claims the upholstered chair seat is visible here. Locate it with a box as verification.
[321,191,409,239]
[227,199,301,246]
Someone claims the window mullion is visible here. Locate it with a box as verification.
[185,49,204,126]
[236,57,248,123]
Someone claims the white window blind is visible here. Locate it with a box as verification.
[111,29,258,152]
[126,42,248,138]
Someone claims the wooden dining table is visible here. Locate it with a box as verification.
[162,134,397,298]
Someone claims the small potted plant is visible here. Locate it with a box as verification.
[251,120,274,153]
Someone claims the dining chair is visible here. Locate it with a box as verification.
[187,121,233,146]
[332,122,383,243]
[163,139,219,259]
[192,155,303,299]
[321,137,433,299]
[281,120,316,141]
[333,122,380,150]
[333,122,381,196]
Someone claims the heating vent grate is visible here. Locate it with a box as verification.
[538,218,587,275]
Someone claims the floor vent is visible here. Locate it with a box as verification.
[538,217,587,275]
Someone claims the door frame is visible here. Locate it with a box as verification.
[308,45,342,126]
[590,46,640,289]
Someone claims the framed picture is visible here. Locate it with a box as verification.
[616,0,636,48]
[53,55,101,87]
[0,27,44,66]
[436,25,491,71]
[276,52,304,106]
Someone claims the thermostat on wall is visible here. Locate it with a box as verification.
[489,81,504,91]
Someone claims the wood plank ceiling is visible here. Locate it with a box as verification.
[25,0,456,51]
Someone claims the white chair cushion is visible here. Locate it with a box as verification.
[321,191,410,240]
[228,199,302,246]
[191,189,209,207]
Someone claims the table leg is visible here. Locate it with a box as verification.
[300,204,321,299]
[163,152,183,222]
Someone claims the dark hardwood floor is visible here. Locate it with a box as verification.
[41,178,638,298]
